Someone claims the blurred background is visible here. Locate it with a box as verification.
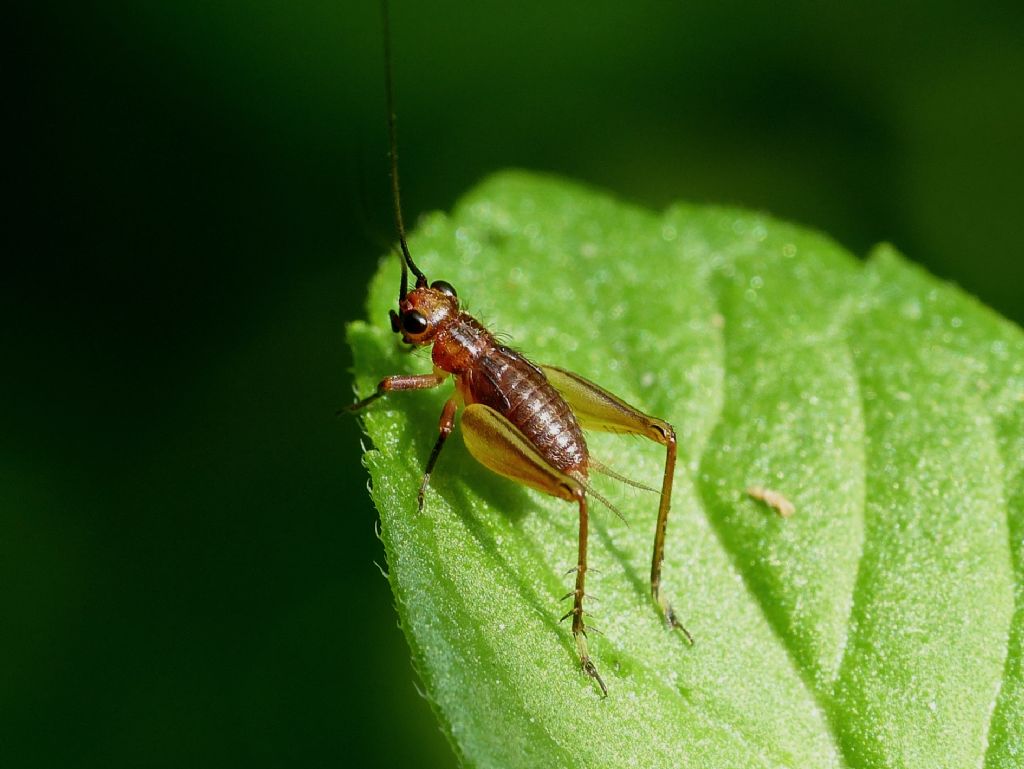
[5,1,1022,767]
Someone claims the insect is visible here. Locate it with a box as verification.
[351,0,691,695]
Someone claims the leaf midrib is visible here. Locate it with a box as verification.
[689,282,861,768]
[689,247,1017,768]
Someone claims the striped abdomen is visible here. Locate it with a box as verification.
[437,318,588,474]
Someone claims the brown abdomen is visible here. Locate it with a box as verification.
[461,345,588,474]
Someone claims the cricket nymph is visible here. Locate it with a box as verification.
[352,0,690,697]
[400,283,589,476]
[354,275,688,697]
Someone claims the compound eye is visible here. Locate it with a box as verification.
[430,280,457,300]
[401,309,429,335]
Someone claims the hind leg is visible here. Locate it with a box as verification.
[461,403,607,695]
[541,365,692,643]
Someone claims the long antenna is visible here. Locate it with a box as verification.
[381,0,427,300]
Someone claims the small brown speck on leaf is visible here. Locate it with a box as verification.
[747,485,795,518]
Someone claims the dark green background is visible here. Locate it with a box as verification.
[6,1,1022,767]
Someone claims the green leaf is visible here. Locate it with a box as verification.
[347,171,1023,769]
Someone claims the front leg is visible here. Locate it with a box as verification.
[347,369,448,412]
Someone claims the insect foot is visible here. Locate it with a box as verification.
[574,629,607,697]
[653,587,694,645]
[416,477,430,512]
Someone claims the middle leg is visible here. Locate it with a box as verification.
[417,396,458,511]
